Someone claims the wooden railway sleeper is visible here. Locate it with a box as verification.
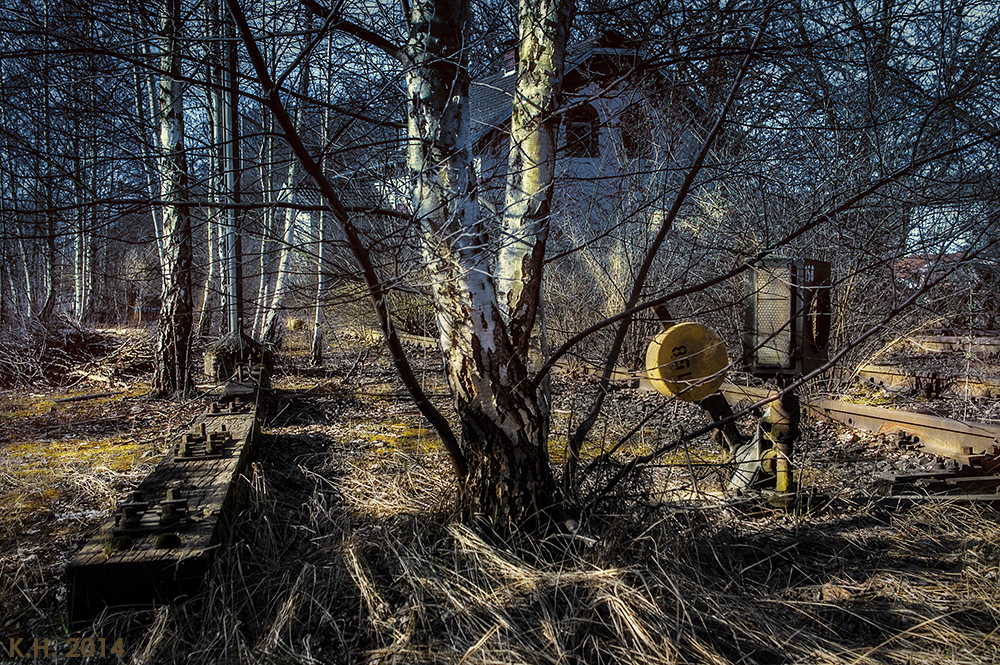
[175,424,232,461]
[114,491,148,529]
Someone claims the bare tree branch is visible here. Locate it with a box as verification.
[565,6,774,483]
[225,0,467,478]
[300,0,411,66]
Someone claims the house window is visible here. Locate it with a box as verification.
[483,127,508,158]
[620,104,654,160]
[565,105,600,158]
[503,49,516,77]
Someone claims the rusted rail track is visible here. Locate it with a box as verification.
[910,334,1000,355]
[720,383,999,463]
[856,333,1000,397]
[400,332,998,463]
[856,364,1000,398]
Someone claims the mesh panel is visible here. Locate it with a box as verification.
[756,267,791,367]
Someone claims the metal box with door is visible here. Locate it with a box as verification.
[743,258,832,378]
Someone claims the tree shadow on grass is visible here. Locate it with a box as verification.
[84,398,1000,665]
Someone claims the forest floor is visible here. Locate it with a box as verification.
[1,326,998,664]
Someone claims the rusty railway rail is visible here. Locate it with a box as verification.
[854,333,1000,398]
[910,334,1000,355]
[401,332,999,466]
[856,364,1000,398]
[719,383,999,462]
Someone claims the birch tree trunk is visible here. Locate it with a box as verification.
[405,0,569,526]
[0,91,35,318]
[197,1,226,340]
[310,208,325,366]
[218,12,244,337]
[253,119,275,340]
[197,212,218,339]
[260,75,308,344]
[72,147,91,321]
[153,0,194,397]
[133,43,166,281]
[18,237,33,317]
[496,0,572,353]
[1,241,15,323]
[311,38,331,367]
[227,0,572,528]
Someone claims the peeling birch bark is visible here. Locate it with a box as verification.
[405,0,565,527]
[496,0,573,354]
[152,0,194,397]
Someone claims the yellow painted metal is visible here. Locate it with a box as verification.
[645,322,729,402]
[760,448,778,476]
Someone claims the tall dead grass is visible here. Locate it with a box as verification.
[84,441,1000,665]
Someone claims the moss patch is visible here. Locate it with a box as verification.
[0,435,156,528]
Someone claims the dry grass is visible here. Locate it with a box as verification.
[3,340,999,664]
[0,319,153,389]
[0,334,209,644]
[79,434,999,665]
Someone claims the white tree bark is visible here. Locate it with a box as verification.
[72,147,91,321]
[197,210,219,338]
[496,0,573,354]
[403,0,573,524]
[153,0,194,396]
[311,208,325,365]
[311,36,333,367]
[18,237,33,317]
[197,2,228,340]
[253,120,275,340]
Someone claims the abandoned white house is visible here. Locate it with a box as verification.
[468,32,716,353]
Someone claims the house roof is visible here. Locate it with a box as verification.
[893,253,969,278]
[468,32,639,143]
[892,252,1000,288]
[468,76,516,143]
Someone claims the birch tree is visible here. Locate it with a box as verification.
[311,37,333,366]
[260,44,311,345]
[153,0,194,397]
[403,0,574,523]
[197,0,228,339]
[227,0,574,526]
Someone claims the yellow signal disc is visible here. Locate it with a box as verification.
[645,322,729,402]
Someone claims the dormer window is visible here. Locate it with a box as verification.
[502,49,516,77]
[565,105,600,158]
